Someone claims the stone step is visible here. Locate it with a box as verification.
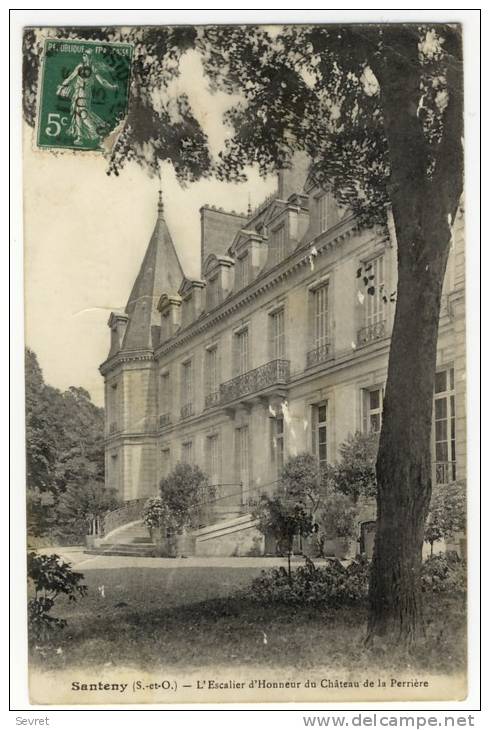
[85,543,158,558]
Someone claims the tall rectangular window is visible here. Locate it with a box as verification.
[365,255,385,327]
[235,252,249,290]
[206,434,220,486]
[363,387,384,433]
[433,368,456,484]
[233,328,249,376]
[271,416,285,476]
[236,425,250,501]
[318,193,329,233]
[207,275,218,310]
[110,453,119,491]
[312,402,328,467]
[206,346,219,395]
[110,381,119,431]
[270,226,285,264]
[181,360,193,417]
[160,371,171,411]
[313,283,329,348]
[269,308,285,360]
[161,447,171,478]
[181,440,193,465]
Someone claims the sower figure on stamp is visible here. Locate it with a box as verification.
[57,51,117,146]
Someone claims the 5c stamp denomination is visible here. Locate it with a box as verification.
[36,38,132,151]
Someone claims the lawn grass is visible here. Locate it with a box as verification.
[30,563,466,676]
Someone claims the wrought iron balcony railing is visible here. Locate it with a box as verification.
[357,320,386,347]
[180,402,194,419]
[204,391,220,408]
[159,413,171,428]
[220,359,290,405]
[433,461,457,485]
[306,342,331,368]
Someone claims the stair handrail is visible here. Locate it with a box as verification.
[102,497,149,537]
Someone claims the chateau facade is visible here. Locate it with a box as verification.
[100,159,465,555]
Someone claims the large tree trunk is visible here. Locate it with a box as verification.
[365,26,464,644]
[367,226,450,643]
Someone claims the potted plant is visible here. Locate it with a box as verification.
[159,463,209,557]
[142,497,166,544]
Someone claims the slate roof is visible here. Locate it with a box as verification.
[122,193,184,351]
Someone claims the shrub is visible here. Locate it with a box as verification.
[27,552,87,644]
[142,497,167,530]
[317,492,358,541]
[280,453,322,510]
[54,480,121,543]
[240,557,370,607]
[425,481,466,555]
[160,463,210,532]
[253,494,314,576]
[421,553,466,594]
[325,431,378,503]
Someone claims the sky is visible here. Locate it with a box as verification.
[23,50,276,406]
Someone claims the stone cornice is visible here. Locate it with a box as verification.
[99,348,155,376]
[155,215,359,359]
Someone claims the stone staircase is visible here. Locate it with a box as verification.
[85,512,264,558]
[85,520,158,557]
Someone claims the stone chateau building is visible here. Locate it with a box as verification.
[99,157,465,556]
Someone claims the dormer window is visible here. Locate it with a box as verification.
[207,274,219,310]
[318,192,329,233]
[157,294,182,343]
[178,279,205,326]
[235,251,250,290]
[270,225,286,265]
[181,293,193,328]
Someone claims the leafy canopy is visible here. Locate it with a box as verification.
[23,24,462,232]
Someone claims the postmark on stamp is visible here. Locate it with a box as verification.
[36,38,133,151]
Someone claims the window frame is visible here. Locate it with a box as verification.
[206,432,221,486]
[432,367,456,484]
[181,359,193,409]
[318,192,329,233]
[270,224,286,265]
[364,254,385,328]
[269,307,286,360]
[362,385,384,434]
[233,326,250,377]
[181,440,194,465]
[311,281,329,350]
[271,415,285,477]
[312,401,328,468]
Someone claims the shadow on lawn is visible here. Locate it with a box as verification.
[31,583,466,676]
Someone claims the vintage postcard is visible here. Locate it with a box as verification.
[22,22,468,705]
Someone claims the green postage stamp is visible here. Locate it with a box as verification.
[36,38,133,151]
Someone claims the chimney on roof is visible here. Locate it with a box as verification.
[200,206,247,275]
[277,150,310,201]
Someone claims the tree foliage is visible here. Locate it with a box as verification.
[280,452,323,511]
[317,492,359,541]
[254,495,314,578]
[27,551,87,643]
[23,26,210,181]
[23,24,462,232]
[425,481,466,554]
[25,348,105,540]
[326,431,379,503]
[55,480,120,542]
